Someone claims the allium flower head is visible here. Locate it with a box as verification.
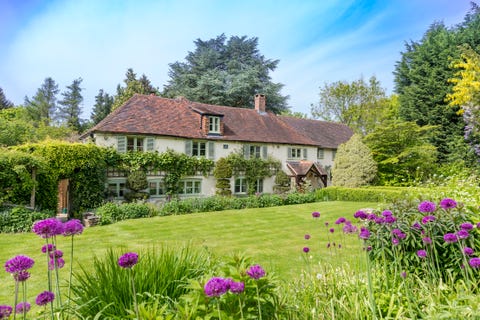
[247,264,266,280]
[382,210,393,217]
[118,252,138,269]
[41,244,55,253]
[359,227,371,240]
[5,255,35,274]
[477,222,480,229]
[49,250,63,259]
[367,214,377,221]
[303,247,310,253]
[384,215,397,224]
[421,215,436,224]
[304,234,311,240]
[418,201,436,213]
[312,211,320,218]
[35,291,55,306]
[440,198,457,210]
[48,258,65,270]
[342,223,358,234]
[456,229,470,239]
[329,228,335,233]
[392,229,406,239]
[417,250,427,258]
[15,302,30,314]
[460,222,474,231]
[443,233,458,243]
[469,257,480,268]
[401,271,407,279]
[374,217,385,224]
[464,247,475,256]
[354,210,367,219]
[204,277,228,297]
[229,281,245,294]
[63,219,84,236]
[14,270,30,282]
[392,238,399,246]
[411,222,422,230]
[32,218,64,238]
[335,217,346,224]
[0,305,12,319]
[422,237,432,245]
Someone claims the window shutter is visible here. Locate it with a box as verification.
[185,140,192,156]
[117,136,126,153]
[243,145,250,159]
[287,147,292,159]
[146,137,155,151]
[262,146,267,159]
[303,148,307,160]
[208,142,215,160]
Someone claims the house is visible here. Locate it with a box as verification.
[82,94,353,200]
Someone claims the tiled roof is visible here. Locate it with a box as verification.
[286,161,327,176]
[278,116,353,148]
[85,94,352,147]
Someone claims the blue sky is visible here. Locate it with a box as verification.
[0,0,473,118]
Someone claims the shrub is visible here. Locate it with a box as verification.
[70,246,214,318]
[121,203,155,220]
[95,202,122,225]
[0,207,53,233]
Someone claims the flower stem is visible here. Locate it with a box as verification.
[130,269,139,320]
[255,282,262,320]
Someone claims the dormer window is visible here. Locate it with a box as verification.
[209,116,220,134]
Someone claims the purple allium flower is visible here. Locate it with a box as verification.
[329,228,335,233]
[15,302,30,314]
[247,264,266,280]
[374,217,385,224]
[460,222,474,231]
[32,218,64,238]
[469,257,480,268]
[457,229,470,239]
[14,271,30,282]
[384,216,397,224]
[0,305,12,319]
[41,244,55,253]
[440,198,457,210]
[477,222,480,229]
[417,250,427,258]
[49,250,63,259]
[365,245,372,251]
[411,222,422,230]
[418,201,436,213]
[48,258,65,270]
[401,271,407,279]
[312,211,320,218]
[367,213,377,221]
[382,210,393,217]
[422,237,432,245]
[464,247,475,256]
[392,229,406,239]
[359,227,371,240]
[342,223,358,234]
[392,238,399,246]
[443,233,458,243]
[63,219,84,236]
[335,217,346,224]
[303,247,310,253]
[229,281,245,294]
[304,234,311,240]
[354,210,367,219]
[421,215,436,224]
[35,291,55,306]
[204,277,229,297]
[118,252,139,269]
[324,222,329,227]
[5,255,35,274]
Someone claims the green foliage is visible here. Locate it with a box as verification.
[213,157,232,196]
[273,170,290,194]
[70,246,214,318]
[316,186,408,202]
[95,202,155,225]
[24,77,59,125]
[311,76,394,135]
[332,134,377,187]
[0,87,14,109]
[90,89,114,125]
[57,77,84,131]
[95,202,122,225]
[126,169,148,199]
[112,68,158,111]
[0,206,53,233]
[14,141,109,213]
[162,34,289,114]
[364,121,438,185]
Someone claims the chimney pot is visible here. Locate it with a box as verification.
[254,94,266,113]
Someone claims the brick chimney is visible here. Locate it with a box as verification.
[254,94,266,113]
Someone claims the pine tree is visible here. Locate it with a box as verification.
[91,89,114,125]
[111,68,158,111]
[0,87,14,109]
[58,78,84,131]
[24,77,59,124]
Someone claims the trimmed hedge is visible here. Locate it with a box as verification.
[0,206,54,233]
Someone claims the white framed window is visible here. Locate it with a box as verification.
[234,177,247,194]
[250,145,261,158]
[148,180,164,197]
[244,144,267,159]
[192,141,206,157]
[107,180,126,199]
[332,150,337,160]
[288,147,302,159]
[254,179,263,194]
[180,180,201,195]
[127,137,144,152]
[209,116,220,133]
[317,148,324,159]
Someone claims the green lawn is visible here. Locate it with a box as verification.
[0,201,378,307]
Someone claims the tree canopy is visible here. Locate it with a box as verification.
[0,87,14,109]
[111,68,158,111]
[24,77,59,125]
[90,89,114,125]
[58,77,84,131]
[162,34,289,114]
